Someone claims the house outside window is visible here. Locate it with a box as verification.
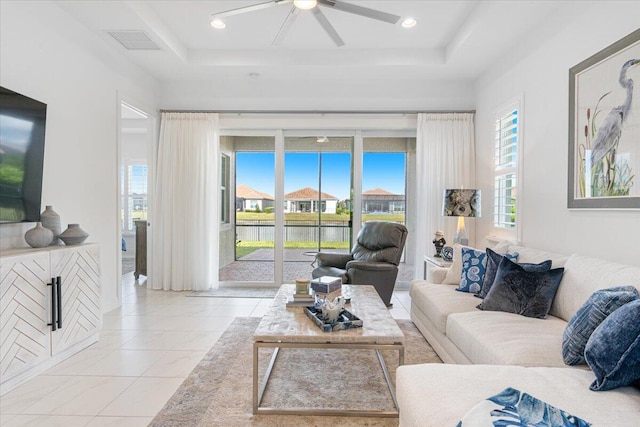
[493,100,521,231]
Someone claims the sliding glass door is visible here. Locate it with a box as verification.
[219,135,275,283]
[283,136,352,282]
[217,128,416,286]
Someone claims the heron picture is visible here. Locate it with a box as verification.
[569,28,640,209]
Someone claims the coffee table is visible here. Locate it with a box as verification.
[253,284,405,417]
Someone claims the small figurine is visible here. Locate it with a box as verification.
[433,230,446,257]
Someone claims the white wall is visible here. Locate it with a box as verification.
[474,2,640,266]
[0,1,159,312]
[161,79,476,111]
[122,132,148,161]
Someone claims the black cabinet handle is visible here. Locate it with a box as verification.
[48,278,57,332]
[56,276,62,329]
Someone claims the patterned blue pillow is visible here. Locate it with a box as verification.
[585,299,640,391]
[456,387,590,427]
[456,247,487,293]
[563,286,639,366]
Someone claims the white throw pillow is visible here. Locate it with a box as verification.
[442,244,467,285]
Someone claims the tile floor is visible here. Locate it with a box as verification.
[0,275,412,427]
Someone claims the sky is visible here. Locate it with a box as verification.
[236,152,406,200]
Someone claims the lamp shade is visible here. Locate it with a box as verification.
[443,189,481,217]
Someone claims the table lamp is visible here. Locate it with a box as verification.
[442,189,481,246]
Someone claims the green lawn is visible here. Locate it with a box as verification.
[236,212,405,223]
[234,212,403,259]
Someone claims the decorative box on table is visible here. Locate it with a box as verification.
[310,276,342,294]
[304,306,363,332]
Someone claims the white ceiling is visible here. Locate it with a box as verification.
[54,1,571,86]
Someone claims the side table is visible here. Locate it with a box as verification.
[423,255,453,280]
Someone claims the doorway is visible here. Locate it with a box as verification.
[118,102,151,286]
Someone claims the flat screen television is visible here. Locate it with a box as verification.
[0,86,47,223]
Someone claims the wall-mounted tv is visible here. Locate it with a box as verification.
[0,86,47,223]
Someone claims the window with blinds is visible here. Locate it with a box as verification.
[494,107,518,229]
[221,154,230,223]
[121,163,148,232]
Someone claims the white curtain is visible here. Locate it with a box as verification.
[414,113,476,278]
[152,112,220,291]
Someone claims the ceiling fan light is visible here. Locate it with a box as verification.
[293,0,317,10]
[401,17,417,29]
[210,18,226,29]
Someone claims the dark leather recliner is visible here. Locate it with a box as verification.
[312,221,408,307]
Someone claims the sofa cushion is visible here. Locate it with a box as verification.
[550,254,640,321]
[585,299,640,391]
[476,248,545,299]
[563,286,639,366]
[396,364,640,427]
[410,282,480,334]
[456,247,487,293]
[446,311,569,367]
[477,257,564,319]
[507,245,569,268]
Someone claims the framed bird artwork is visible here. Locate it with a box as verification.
[568,28,640,209]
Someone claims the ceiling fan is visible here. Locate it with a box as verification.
[210,0,401,47]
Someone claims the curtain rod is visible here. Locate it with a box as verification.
[158,109,475,114]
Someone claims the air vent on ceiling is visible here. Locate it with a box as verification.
[107,31,161,50]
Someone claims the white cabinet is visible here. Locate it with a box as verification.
[0,251,52,383]
[50,245,101,355]
[0,244,101,395]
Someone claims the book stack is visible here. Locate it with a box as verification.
[286,289,316,307]
[310,276,342,300]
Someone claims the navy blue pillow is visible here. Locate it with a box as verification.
[563,286,639,366]
[477,257,564,319]
[585,299,640,391]
[475,248,545,299]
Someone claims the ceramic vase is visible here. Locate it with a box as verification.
[40,205,62,245]
[59,224,89,245]
[25,222,54,248]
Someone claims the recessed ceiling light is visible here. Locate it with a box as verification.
[294,0,317,10]
[210,19,226,29]
[401,17,417,29]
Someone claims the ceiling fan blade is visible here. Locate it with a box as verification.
[312,7,345,47]
[211,0,292,19]
[317,0,400,24]
[272,6,300,45]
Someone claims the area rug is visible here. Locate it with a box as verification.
[186,288,278,298]
[150,317,442,427]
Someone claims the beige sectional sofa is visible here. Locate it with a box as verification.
[397,243,640,426]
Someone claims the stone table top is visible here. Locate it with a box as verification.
[253,284,404,345]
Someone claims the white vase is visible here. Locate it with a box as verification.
[25,222,54,248]
[40,205,62,245]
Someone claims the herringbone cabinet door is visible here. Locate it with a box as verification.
[50,244,101,355]
[0,252,51,382]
